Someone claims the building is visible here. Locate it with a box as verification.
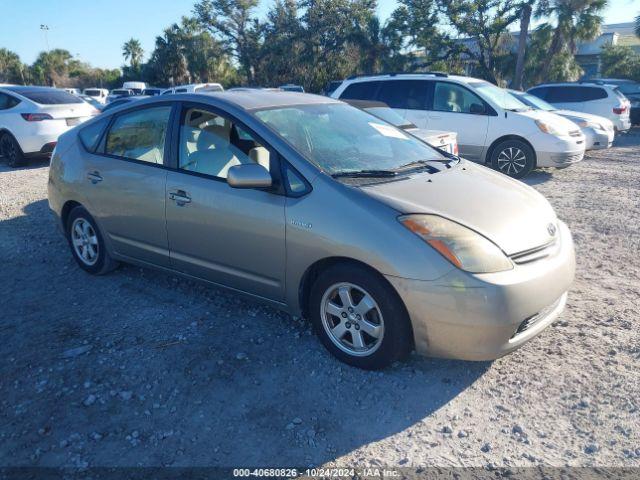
[576,23,640,77]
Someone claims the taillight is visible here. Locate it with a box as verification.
[453,143,459,155]
[21,113,54,121]
[613,106,627,115]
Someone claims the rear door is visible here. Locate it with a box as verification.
[164,102,286,301]
[428,81,490,162]
[79,103,175,267]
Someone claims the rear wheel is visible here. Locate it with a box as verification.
[66,206,118,275]
[0,133,26,168]
[490,139,535,179]
[309,264,412,369]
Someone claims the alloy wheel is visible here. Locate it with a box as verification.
[320,282,385,356]
[71,218,99,266]
[0,137,17,164]
[496,147,527,176]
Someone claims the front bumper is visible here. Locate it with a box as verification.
[583,127,614,150]
[386,221,575,360]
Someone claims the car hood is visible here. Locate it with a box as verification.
[515,109,582,132]
[360,161,558,255]
[554,109,613,127]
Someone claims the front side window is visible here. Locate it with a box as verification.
[433,82,486,113]
[469,82,526,111]
[79,117,109,152]
[105,105,172,164]
[339,81,380,101]
[255,103,444,175]
[0,93,20,110]
[179,107,271,179]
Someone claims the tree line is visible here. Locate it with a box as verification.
[2,1,640,93]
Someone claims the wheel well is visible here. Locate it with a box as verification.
[61,200,82,231]
[485,135,537,168]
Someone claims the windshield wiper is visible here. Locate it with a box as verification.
[331,169,398,178]
[396,160,440,173]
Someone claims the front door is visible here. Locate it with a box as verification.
[81,104,174,267]
[429,81,490,163]
[164,104,286,301]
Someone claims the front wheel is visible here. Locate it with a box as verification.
[490,139,535,179]
[309,264,412,369]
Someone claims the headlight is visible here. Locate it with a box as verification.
[535,119,568,136]
[399,214,513,273]
[577,120,606,131]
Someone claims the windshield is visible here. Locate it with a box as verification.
[470,82,529,111]
[510,91,556,111]
[255,103,445,175]
[112,90,130,95]
[364,106,414,128]
[84,89,101,96]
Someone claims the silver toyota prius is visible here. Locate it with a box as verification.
[48,91,575,369]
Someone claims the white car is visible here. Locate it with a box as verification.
[345,99,458,155]
[161,83,224,95]
[63,88,82,96]
[0,86,99,167]
[332,73,585,178]
[122,81,147,95]
[83,88,109,105]
[509,89,614,150]
[105,89,134,104]
[527,82,631,132]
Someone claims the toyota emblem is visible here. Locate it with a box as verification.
[547,223,557,236]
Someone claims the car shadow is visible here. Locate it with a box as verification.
[2,199,492,468]
[0,156,50,172]
[522,170,553,186]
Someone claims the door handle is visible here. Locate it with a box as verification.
[87,171,103,184]
[168,190,191,206]
[428,115,442,120]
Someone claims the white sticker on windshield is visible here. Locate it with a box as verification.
[368,122,409,139]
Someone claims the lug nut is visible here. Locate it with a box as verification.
[348,307,354,313]
[345,322,351,329]
[354,324,360,330]
[356,314,361,320]
[341,312,347,318]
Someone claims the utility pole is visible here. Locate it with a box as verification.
[40,24,50,51]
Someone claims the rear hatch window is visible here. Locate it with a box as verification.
[12,89,83,105]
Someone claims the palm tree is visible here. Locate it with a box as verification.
[513,1,536,89]
[122,38,144,69]
[537,0,608,81]
[635,13,640,38]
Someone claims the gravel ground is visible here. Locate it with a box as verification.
[0,130,638,472]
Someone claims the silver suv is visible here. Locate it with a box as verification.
[49,91,575,369]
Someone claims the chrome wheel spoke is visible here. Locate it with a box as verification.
[351,330,365,349]
[338,286,354,308]
[331,321,348,339]
[359,319,382,338]
[325,302,343,318]
[355,294,375,316]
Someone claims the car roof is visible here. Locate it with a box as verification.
[531,82,615,89]
[3,85,61,93]
[187,90,339,111]
[341,73,489,85]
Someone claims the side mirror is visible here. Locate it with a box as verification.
[227,163,272,189]
[470,103,486,115]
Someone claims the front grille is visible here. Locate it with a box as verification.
[511,296,563,339]
[569,130,582,137]
[552,152,584,164]
[510,239,559,265]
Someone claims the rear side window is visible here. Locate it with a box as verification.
[528,87,549,100]
[13,89,83,105]
[105,106,172,164]
[339,81,380,101]
[0,93,20,110]
[545,86,607,103]
[79,117,109,152]
[377,80,430,110]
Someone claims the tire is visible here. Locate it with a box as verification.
[0,133,26,168]
[490,139,535,179]
[309,263,412,370]
[66,206,118,275]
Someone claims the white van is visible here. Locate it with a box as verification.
[161,83,224,95]
[332,73,586,178]
[62,88,81,96]
[122,81,147,95]
[82,88,109,104]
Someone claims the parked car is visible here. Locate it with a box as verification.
[279,84,305,92]
[345,99,458,155]
[63,88,82,96]
[527,82,631,132]
[142,88,164,96]
[508,89,614,150]
[0,86,99,167]
[582,78,640,125]
[101,96,150,112]
[332,73,585,178]
[48,91,575,369]
[161,83,224,95]
[105,89,134,104]
[79,94,105,111]
[122,81,147,95]
[83,88,109,104]
[323,80,343,96]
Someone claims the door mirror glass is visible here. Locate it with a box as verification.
[227,163,272,189]
[469,103,486,115]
